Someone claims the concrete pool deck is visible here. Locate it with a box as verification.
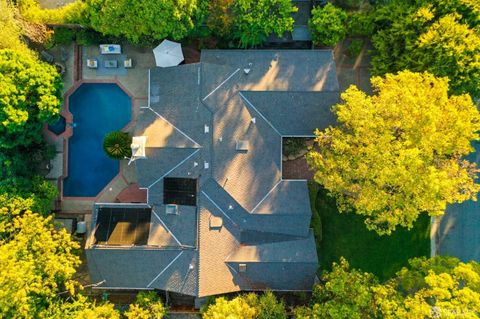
[44,44,158,212]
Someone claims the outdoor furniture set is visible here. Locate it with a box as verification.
[87,44,133,69]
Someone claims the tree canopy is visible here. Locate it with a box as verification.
[0,211,80,318]
[295,258,382,319]
[309,4,348,47]
[0,49,62,149]
[230,0,297,48]
[370,0,480,97]
[307,71,480,235]
[202,296,257,319]
[296,256,480,319]
[124,291,167,319]
[84,0,200,44]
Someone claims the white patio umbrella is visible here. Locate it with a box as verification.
[153,40,184,67]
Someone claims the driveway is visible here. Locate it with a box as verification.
[436,142,480,262]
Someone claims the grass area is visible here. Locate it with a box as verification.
[308,182,431,281]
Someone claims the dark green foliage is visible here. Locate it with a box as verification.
[74,29,101,46]
[1,141,56,179]
[52,27,75,45]
[370,0,480,97]
[84,0,200,44]
[348,39,364,57]
[103,131,131,160]
[309,3,348,46]
[231,0,297,48]
[283,137,306,157]
[346,11,375,37]
[0,176,58,227]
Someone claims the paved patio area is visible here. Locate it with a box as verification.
[44,43,158,212]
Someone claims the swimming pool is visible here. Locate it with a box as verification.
[63,83,131,197]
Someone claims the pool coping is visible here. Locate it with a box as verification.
[59,79,137,201]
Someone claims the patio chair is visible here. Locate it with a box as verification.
[87,59,98,69]
[124,58,133,68]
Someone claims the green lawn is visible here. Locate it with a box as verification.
[309,182,431,281]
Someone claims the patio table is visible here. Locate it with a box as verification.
[104,60,118,68]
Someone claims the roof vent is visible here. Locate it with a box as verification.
[209,215,223,229]
[193,161,198,167]
[244,63,253,75]
[251,117,256,124]
[204,125,209,133]
[239,263,247,273]
[166,204,178,215]
[236,140,249,151]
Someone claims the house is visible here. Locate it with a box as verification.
[85,50,339,302]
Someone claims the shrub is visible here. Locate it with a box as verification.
[124,291,166,319]
[255,292,287,319]
[75,29,107,46]
[309,3,347,47]
[348,39,364,57]
[103,131,131,160]
[17,0,86,24]
[202,296,257,319]
[231,0,297,48]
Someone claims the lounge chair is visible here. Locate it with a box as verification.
[87,59,98,69]
[124,58,133,68]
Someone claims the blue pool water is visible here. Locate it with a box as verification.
[63,83,131,197]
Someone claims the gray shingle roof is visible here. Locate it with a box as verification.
[87,50,339,298]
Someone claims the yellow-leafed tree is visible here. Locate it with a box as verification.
[307,71,480,235]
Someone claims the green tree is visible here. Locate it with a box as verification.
[206,0,235,38]
[124,291,167,319]
[0,49,62,149]
[370,0,480,97]
[0,176,58,230]
[307,71,480,235]
[84,0,200,43]
[309,4,348,47]
[386,256,480,318]
[242,292,287,319]
[231,0,297,48]
[103,131,131,160]
[0,211,81,318]
[202,296,257,319]
[256,291,287,319]
[298,258,383,319]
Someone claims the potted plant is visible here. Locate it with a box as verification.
[103,131,132,160]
